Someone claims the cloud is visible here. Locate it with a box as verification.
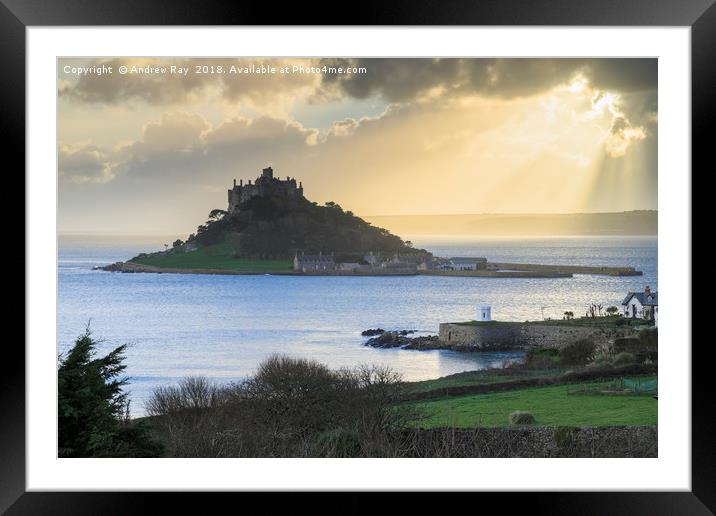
[206,116,317,153]
[604,116,647,158]
[318,58,657,103]
[136,112,209,154]
[60,111,318,184]
[61,58,657,108]
[326,118,359,137]
[60,57,657,160]
[60,58,206,105]
[58,143,116,184]
[60,58,321,111]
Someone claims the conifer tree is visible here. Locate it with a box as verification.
[58,328,162,457]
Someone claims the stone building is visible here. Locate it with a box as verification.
[293,252,336,272]
[227,166,304,213]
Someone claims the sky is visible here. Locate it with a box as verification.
[58,58,657,236]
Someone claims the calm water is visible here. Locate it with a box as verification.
[58,234,657,416]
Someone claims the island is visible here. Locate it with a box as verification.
[98,167,643,278]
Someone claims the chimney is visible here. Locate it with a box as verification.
[644,286,651,294]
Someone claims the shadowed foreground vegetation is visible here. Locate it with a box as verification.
[58,329,163,457]
[59,330,657,458]
[145,355,411,458]
[143,355,656,457]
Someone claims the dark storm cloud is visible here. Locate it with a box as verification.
[60,58,656,107]
[586,59,657,93]
[319,58,657,103]
[318,58,464,101]
[60,58,319,106]
[60,58,208,104]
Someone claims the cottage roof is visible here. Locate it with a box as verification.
[622,291,658,306]
[296,254,335,264]
[449,257,488,264]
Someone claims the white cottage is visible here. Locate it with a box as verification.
[622,286,658,322]
[448,257,488,271]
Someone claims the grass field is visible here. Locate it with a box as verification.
[406,368,564,394]
[130,241,292,272]
[407,377,657,428]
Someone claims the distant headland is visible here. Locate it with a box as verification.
[97,167,645,277]
[364,211,657,236]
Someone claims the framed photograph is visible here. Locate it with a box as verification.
[7,0,707,511]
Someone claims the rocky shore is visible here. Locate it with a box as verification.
[362,328,524,352]
[363,330,436,349]
[361,329,465,351]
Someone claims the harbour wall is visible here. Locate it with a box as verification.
[438,322,639,351]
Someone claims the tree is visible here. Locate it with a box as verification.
[563,311,574,320]
[172,239,184,248]
[58,328,162,457]
[208,209,227,221]
[606,306,619,316]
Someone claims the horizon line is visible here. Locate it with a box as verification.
[360,209,657,218]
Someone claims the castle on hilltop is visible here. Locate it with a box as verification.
[227,166,304,213]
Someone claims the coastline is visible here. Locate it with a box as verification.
[97,260,575,278]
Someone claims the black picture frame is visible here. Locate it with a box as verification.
[4,0,705,512]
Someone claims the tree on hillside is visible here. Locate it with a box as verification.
[58,328,162,457]
[208,209,227,221]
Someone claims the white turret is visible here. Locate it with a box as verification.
[478,305,492,321]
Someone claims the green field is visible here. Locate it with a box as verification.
[407,377,657,428]
[131,241,292,272]
[406,368,564,394]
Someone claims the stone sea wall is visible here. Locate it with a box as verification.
[438,322,639,351]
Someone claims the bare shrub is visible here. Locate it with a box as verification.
[313,428,362,457]
[612,352,637,367]
[560,339,596,366]
[524,348,560,369]
[638,328,658,351]
[147,356,412,457]
[145,377,239,457]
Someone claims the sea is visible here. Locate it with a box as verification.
[58,234,657,417]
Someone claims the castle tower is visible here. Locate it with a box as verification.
[228,166,304,213]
